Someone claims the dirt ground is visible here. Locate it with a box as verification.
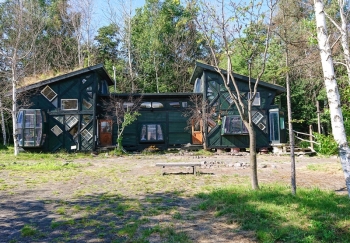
[0,151,347,243]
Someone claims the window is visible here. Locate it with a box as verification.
[194,78,203,93]
[61,99,78,110]
[41,86,57,101]
[66,116,78,129]
[252,111,263,124]
[170,102,180,107]
[51,125,63,136]
[140,102,164,108]
[17,109,44,147]
[221,115,248,135]
[140,124,164,142]
[247,92,261,106]
[81,129,93,140]
[223,92,235,104]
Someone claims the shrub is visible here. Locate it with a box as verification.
[313,133,338,155]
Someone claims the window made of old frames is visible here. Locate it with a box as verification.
[247,92,261,106]
[17,109,44,147]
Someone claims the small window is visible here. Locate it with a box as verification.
[81,129,93,140]
[182,102,188,108]
[194,78,203,93]
[252,111,263,124]
[41,86,57,101]
[140,124,164,142]
[66,116,78,129]
[170,102,180,107]
[51,125,63,136]
[248,92,261,106]
[123,102,134,109]
[221,115,248,135]
[223,92,235,104]
[61,99,78,110]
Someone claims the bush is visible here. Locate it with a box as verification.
[313,133,338,155]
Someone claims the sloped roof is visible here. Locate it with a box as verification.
[190,61,286,94]
[18,64,114,92]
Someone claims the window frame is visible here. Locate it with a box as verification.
[61,99,78,110]
[140,124,164,142]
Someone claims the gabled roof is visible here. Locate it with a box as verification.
[18,63,114,92]
[190,61,286,94]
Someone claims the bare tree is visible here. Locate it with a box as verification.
[69,0,96,67]
[314,0,350,197]
[195,0,276,189]
[0,0,45,155]
[324,0,350,83]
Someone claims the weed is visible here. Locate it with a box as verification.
[21,224,38,237]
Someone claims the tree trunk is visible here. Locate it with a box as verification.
[248,122,259,190]
[12,74,19,156]
[314,0,350,197]
[0,97,7,146]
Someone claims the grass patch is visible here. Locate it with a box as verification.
[21,224,39,237]
[196,184,350,242]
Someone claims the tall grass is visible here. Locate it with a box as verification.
[196,184,350,242]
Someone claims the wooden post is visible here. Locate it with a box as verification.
[316,100,321,133]
[309,125,314,150]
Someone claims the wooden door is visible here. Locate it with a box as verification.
[192,119,203,145]
[99,119,112,146]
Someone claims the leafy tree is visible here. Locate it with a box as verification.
[131,0,204,93]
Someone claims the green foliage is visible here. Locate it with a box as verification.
[313,133,338,156]
[196,184,350,243]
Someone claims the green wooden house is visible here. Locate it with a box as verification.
[189,62,287,150]
[15,62,286,153]
[16,64,114,152]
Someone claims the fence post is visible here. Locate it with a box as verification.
[309,125,314,150]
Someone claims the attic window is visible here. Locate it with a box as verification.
[61,99,78,110]
[41,86,57,101]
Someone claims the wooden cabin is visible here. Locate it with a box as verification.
[189,62,287,150]
[15,62,286,153]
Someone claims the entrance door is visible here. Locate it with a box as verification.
[192,119,203,145]
[269,109,280,144]
[99,119,112,146]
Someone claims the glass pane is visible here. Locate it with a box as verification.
[269,112,280,141]
[17,111,24,128]
[18,128,23,146]
[24,128,35,146]
[141,125,147,141]
[147,124,157,141]
[157,125,163,140]
[25,114,35,128]
[101,121,111,133]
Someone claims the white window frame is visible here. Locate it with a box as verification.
[41,86,57,102]
[61,99,78,110]
[51,125,63,136]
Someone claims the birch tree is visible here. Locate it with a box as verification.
[0,0,45,155]
[324,0,350,83]
[196,0,276,190]
[314,0,350,197]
